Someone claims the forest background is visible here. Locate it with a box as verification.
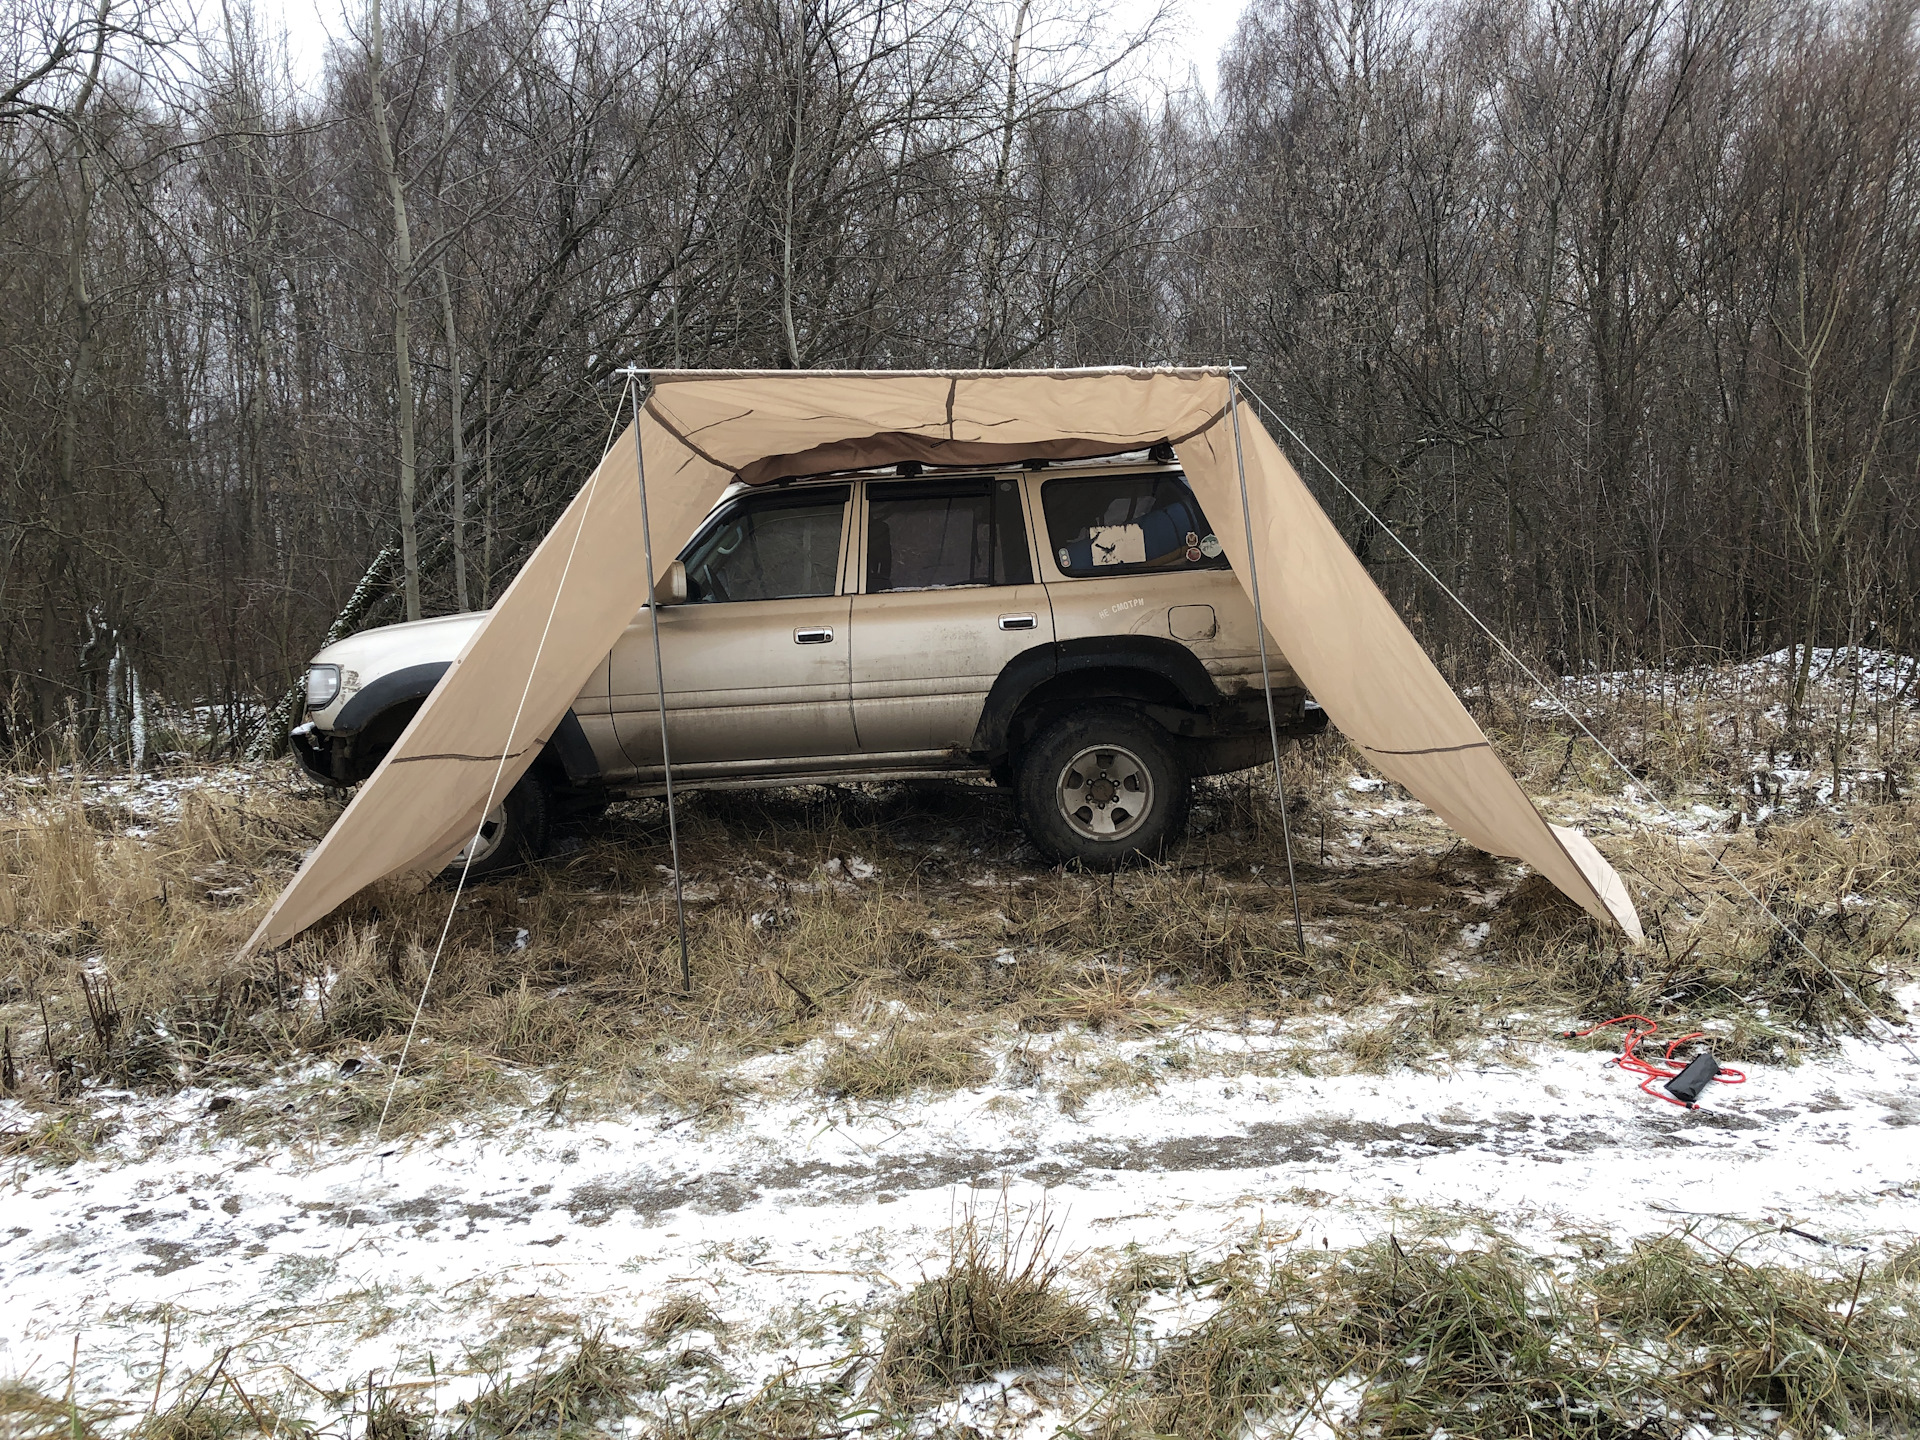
[2,0,1916,765]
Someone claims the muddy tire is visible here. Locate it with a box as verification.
[1015,706,1189,869]
[440,769,549,882]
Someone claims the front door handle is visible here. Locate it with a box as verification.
[795,626,835,644]
[999,613,1037,631]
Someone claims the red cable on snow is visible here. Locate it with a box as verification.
[1558,1014,1746,1109]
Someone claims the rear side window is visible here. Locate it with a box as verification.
[680,488,848,602]
[1040,471,1228,578]
[865,478,1034,592]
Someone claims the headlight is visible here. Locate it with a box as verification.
[305,664,341,709]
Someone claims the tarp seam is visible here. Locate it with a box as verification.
[644,396,736,477]
[391,748,539,764]
[1361,741,1493,757]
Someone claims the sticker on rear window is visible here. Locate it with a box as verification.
[1089,523,1146,567]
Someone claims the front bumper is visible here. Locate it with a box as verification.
[290,723,347,786]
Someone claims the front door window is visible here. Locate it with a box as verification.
[606,486,854,770]
[682,489,848,602]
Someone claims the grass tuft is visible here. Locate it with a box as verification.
[644,1365,858,1439]
[642,1294,724,1346]
[136,1393,308,1440]
[1104,1230,1920,1439]
[817,1026,991,1101]
[1595,1233,1917,1436]
[462,1329,645,1437]
[0,1380,107,1440]
[360,1391,423,1440]
[876,1198,1097,1397]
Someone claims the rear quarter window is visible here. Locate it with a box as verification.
[1040,471,1229,578]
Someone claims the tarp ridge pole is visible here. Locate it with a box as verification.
[1227,371,1307,955]
[622,366,692,997]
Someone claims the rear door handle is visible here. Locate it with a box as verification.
[999,613,1037,631]
[795,626,835,644]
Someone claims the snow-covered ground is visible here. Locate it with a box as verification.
[4,650,1915,1432]
[0,763,323,839]
[1556,645,1918,709]
[4,1007,1917,1432]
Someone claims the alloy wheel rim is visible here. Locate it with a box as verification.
[1057,743,1153,841]
[455,803,507,867]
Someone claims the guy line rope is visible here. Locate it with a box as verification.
[373,373,674,1142]
[318,383,652,1415]
[1234,378,1917,1065]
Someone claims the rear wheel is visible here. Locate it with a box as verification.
[1016,707,1189,869]
[442,769,550,882]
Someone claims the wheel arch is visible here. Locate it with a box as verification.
[322,660,601,792]
[974,635,1224,762]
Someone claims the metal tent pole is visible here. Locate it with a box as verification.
[1227,371,1306,955]
[621,367,691,995]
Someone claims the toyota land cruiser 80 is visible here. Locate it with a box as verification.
[293,453,1324,874]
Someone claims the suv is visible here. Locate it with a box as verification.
[293,454,1324,875]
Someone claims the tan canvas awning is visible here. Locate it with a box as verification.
[244,368,1642,953]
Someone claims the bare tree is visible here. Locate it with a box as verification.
[0,0,1915,763]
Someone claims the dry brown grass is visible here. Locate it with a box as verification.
[817,1023,991,1100]
[134,1360,314,1440]
[1478,806,1920,1053]
[459,1330,647,1438]
[2,656,1914,1137]
[10,1218,1919,1440]
[1103,1248,1195,1317]
[640,1365,856,1440]
[0,1380,108,1440]
[875,1197,1098,1398]
[641,1294,724,1346]
[359,1389,425,1440]
[1100,1229,1920,1439]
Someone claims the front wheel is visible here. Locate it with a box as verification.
[1015,707,1189,869]
[441,769,549,882]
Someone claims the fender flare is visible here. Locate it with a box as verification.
[333,661,600,788]
[972,636,1224,757]
[333,661,451,735]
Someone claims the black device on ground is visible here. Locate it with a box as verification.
[1664,1052,1722,1106]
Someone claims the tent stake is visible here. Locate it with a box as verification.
[622,367,692,996]
[1227,372,1306,955]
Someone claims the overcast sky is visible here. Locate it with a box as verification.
[270,0,1251,99]
[1117,0,1250,94]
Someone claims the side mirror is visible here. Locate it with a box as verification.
[652,559,688,607]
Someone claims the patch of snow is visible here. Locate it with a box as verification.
[3,1014,1917,1432]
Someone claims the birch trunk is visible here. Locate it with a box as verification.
[435,0,469,610]
[976,0,1030,367]
[368,0,422,621]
